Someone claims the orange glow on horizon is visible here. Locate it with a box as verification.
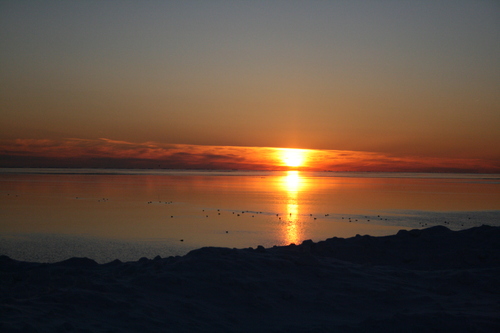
[0,138,498,173]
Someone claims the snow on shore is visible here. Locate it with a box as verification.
[1,225,499,332]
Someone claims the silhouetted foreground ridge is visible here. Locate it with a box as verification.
[1,225,499,332]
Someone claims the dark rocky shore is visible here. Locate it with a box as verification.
[1,225,499,332]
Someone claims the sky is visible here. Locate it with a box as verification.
[1,1,499,172]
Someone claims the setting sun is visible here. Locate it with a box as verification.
[280,149,307,168]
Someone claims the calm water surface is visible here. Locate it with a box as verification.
[1,169,499,263]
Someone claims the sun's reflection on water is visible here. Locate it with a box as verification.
[282,171,303,245]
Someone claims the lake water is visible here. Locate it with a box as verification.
[1,168,499,263]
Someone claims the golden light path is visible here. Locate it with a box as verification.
[282,170,303,245]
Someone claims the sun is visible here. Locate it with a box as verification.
[280,149,306,168]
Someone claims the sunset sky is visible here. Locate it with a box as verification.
[1,1,499,172]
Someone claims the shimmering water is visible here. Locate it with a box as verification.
[1,168,499,263]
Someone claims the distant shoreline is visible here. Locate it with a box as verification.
[2,167,499,178]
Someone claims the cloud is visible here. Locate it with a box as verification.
[0,139,272,170]
[0,138,499,173]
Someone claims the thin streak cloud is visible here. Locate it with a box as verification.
[0,138,498,173]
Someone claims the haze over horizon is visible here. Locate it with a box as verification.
[1,1,499,172]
